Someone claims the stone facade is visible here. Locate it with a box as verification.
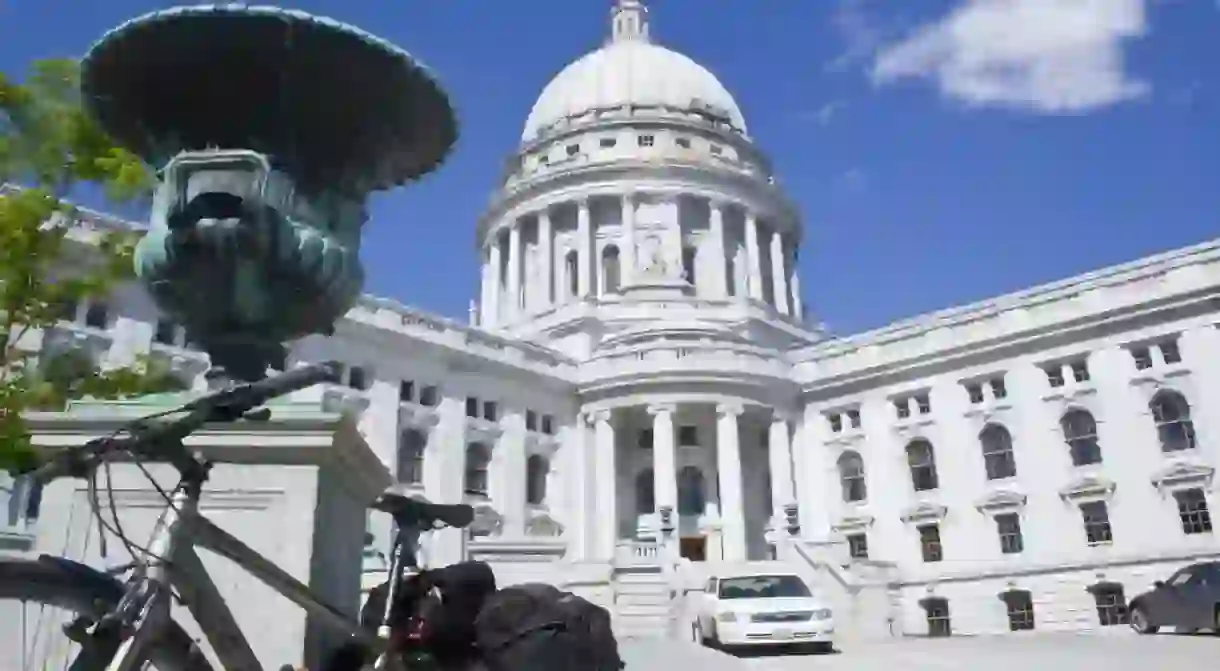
[3,0,1219,644]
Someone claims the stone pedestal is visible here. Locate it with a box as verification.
[17,393,390,671]
[619,277,692,300]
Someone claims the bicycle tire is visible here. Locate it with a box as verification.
[0,554,215,671]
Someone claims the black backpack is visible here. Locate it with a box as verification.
[473,583,625,671]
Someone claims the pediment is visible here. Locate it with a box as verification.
[900,501,948,524]
[832,511,875,532]
[1151,461,1215,492]
[975,488,1027,513]
[1059,474,1116,501]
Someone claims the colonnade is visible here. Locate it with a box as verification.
[479,194,803,327]
[580,400,797,562]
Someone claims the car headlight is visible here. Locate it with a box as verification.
[812,609,833,620]
[716,612,740,623]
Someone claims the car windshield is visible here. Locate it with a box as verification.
[717,575,810,599]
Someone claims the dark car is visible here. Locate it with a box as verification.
[1128,561,1220,634]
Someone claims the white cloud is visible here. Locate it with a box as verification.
[871,0,1150,113]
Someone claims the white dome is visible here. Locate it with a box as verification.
[521,3,746,143]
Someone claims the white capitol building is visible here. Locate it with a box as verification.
[4,0,1220,653]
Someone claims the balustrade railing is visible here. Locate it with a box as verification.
[614,540,661,567]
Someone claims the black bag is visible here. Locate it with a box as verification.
[474,583,624,671]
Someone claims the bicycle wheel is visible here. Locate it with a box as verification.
[0,555,215,671]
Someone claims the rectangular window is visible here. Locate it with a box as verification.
[918,524,943,563]
[1131,346,1153,370]
[1175,488,1213,535]
[541,415,555,435]
[1081,501,1113,545]
[84,302,110,330]
[828,413,843,433]
[990,376,1008,400]
[419,385,439,407]
[1159,338,1182,365]
[995,513,1024,554]
[678,426,698,446]
[348,366,369,391]
[894,398,911,419]
[675,137,691,148]
[153,319,177,346]
[482,401,498,422]
[965,383,984,404]
[846,409,861,429]
[1044,365,1065,388]
[599,137,617,148]
[1093,586,1128,626]
[925,600,951,638]
[709,144,723,155]
[465,397,480,418]
[914,394,931,415]
[846,533,869,559]
[399,380,415,403]
[525,410,538,432]
[1070,360,1091,383]
[637,134,655,147]
[1004,592,1035,631]
[565,143,580,156]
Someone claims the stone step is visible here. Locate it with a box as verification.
[617,595,671,608]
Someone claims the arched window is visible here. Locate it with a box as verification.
[1150,390,1196,452]
[681,246,697,286]
[464,443,492,497]
[906,439,939,491]
[1060,409,1101,466]
[635,469,655,514]
[565,250,579,299]
[601,245,621,294]
[677,466,706,516]
[396,428,427,485]
[980,424,1017,480]
[526,455,549,505]
[837,451,867,503]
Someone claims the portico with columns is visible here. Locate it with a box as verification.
[575,397,799,564]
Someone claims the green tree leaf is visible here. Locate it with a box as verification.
[1,59,180,474]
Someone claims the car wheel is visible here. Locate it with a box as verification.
[1129,605,1158,634]
[1213,605,1220,634]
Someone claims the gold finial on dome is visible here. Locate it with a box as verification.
[610,0,650,44]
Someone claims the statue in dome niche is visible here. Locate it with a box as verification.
[638,235,677,281]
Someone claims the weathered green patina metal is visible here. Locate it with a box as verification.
[80,5,458,381]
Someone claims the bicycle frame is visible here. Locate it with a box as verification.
[92,478,421,671]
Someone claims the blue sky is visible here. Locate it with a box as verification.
[2,0,1217,335]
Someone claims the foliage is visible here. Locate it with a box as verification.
[1,59,180,474]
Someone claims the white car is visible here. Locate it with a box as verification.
[692,572,834,650]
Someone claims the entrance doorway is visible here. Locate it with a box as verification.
[679,536,706,562]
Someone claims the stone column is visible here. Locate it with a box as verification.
[538,208,554,308]
[715,403,748,561]
[497,410,529,536]
[621,194,636,285]
[593,409,618,559]
[769,230,790,315]
[791,272,803,322]
[744,212,764,302]
[566,415,595,560]
[487,237,502,327]
[507,220,522,319]
[577,198,593,298]
[648,402,678,514]
[708,200,729,298]
[768,411,796,524]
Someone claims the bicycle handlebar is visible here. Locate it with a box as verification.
[26,362,342,483]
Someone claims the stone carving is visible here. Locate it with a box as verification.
[638,235,678,281]
[468,504,503,538]
[526,512,564,537]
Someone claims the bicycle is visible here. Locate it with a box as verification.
[0,362,475,671]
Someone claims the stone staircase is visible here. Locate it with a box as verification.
[612,566,674,639]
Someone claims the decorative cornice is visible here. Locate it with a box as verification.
[716,402,745,418]
[1151,460,1215,493]
[1059,474,1116,502]
[832,511,875,532]
[975,488,1028,514]
[900,500,948,524]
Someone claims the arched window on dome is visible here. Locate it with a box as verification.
[564,250,579,300]
[682,245,697,288]
[636,469,655,514]
[677,466,706,516]
[526,454,549,506]
[602,245,621,295]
